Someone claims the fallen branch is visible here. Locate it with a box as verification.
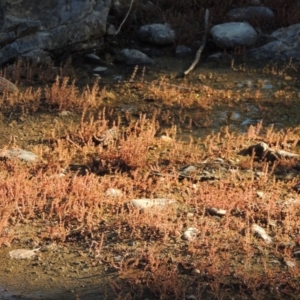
[184,9,209,76]
[115,0,134,35]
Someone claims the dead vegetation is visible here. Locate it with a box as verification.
[1,91,300,298]
[0,42,300,299]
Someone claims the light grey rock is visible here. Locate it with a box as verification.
[105,188,123,197]
[248,23,300,61]
[252,224,272,244]
[182,227,199,241]
[210,22,257,48]
[119,49,154,65]
[93,66,108,73]
[138,23,175,45]
[9,248,40,259]
[0,149,37,162]
[0,0,111,65]
[130,198,176,209]
[227,6,274,23]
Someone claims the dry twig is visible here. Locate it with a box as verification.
[184,9,210,76]
[115,0,135,35]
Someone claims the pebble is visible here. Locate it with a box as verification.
[252,224,272,244]
[130,198,176,209]
[93,66,108,73]
[105,188,123,198]
[9,248,40,259]
[160,135,173,142]
[0,149,38,162]
[285,260,296,268]
[182,227,199,241]
[206,207,226,216]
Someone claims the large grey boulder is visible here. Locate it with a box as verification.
[210,22,257,49]
[0,0,111,65]
[248,23,300,61]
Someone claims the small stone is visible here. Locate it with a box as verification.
[252,224,272,244]
[206,207,226,216]
[130,198,176,210]
[107,24,116,35]
[160,135,173,142]
[105,188,123,198]
[182,227,199,241]
[187,212,194,219]
[256,191,264,198]
[0,148,38,162]
[9,248,40,259]
[285,260,296,268]
[58,110,72,116]
[191,268,201,275]
[93,66,108,73]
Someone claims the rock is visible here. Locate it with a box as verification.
[227,6,274,24]
[206,207,226,216]
[0,77,18,93]
[285,260,296,268]
[0,149,37,162]
[175,45,193,57]
[85,54,101,64]
[105,188,123,198]
[58,110,72,117]
[182,227,199,241]
[0,0,111,65]
[93,66,108,74]
[138,24,175,45]
[271,23,300,43]
[248,23,300,61]
[130,198,176,209]
[160,135,174,142]
[252,224,272,244]
[9,248,40,259]
[107,24,117,36]
[118,49,154,65]
[247,41,285,60]
[210,22,257,48]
